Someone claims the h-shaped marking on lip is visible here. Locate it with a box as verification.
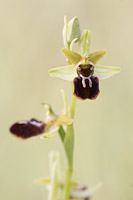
[80,74,92,88]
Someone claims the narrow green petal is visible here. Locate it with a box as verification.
[49,65,77,81]
[94,65,120,80]
[89,50,107,64]
[78,30,91,55]
[62,48,82,64]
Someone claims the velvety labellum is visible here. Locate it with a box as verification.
[73,76,100,100]
[10,118,45,139]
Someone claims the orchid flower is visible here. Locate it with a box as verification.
[49,17,120,100]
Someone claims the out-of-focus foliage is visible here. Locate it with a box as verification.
[0,0,133,200]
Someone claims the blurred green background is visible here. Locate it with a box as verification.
[0,0,133,199]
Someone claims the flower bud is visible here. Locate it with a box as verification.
[62,16,81,48]
[78,30,91,55]
[67,17,81,44]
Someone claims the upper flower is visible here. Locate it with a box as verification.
[49,16,120,100]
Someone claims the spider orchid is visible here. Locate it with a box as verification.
[49,16,120,100]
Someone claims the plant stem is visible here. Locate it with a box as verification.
[71,95,77,119]
[63,167,73,200]
[63,95,77,200]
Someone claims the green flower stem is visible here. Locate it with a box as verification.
[63,167,73,200]
[71,95,77,119]
[63,95,77,200]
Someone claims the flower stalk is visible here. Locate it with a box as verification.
[63,72,77,200]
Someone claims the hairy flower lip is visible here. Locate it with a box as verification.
[10,118,45,139]
[73,75,100,100]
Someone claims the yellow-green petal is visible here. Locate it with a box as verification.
[62,48,82,64]
[89,50,107,64]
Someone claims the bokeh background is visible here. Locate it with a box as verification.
[0,0,133,199]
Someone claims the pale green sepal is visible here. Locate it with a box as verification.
[89,50,107,64]
[78,30,91,55]
[49,65,76,81]
[61,89,70,116]
[94,65,120,80]
[62,16,69,48]
[40,124,59,138]
[67,16,81,44]
[62,48,82,64]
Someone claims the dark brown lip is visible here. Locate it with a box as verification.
[73,75,100,100]
[10,118,45,139]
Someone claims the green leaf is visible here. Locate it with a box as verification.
[62,48,82,64]
[49,65,76,81]
[62,16,69,48]
[67,16,81,43]
[94,65,120,80]
[89,50,107,64]
[78,30,91,55]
